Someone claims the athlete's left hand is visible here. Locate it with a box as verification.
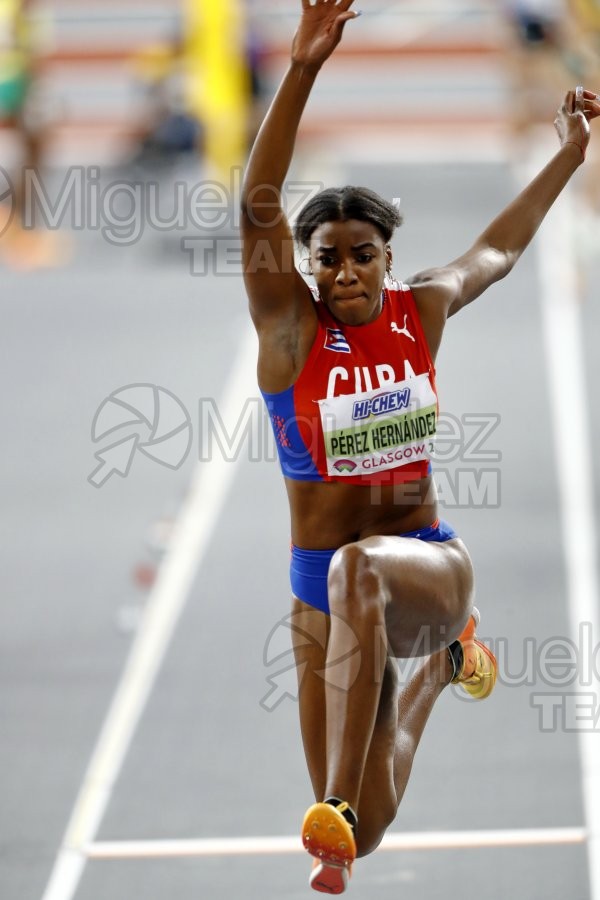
[554,87,600,162]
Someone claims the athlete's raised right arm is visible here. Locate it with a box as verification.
[241,1,359,330]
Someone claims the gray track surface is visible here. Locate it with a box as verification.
[2,153,599,900]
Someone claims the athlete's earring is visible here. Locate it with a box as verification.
[299,257,313,277]
[384,253,397,289]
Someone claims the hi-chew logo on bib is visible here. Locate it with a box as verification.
[318,373,436,477]
[352,388,411,420]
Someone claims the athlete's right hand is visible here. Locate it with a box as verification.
[292,0,359,70]
[554,86,600,162]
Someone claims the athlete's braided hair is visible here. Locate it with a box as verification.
[293,186,403,248]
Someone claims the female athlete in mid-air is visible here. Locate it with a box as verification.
[241,1,598,893]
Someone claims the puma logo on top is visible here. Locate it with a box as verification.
[391,315,415,342]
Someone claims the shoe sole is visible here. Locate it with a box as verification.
[458,638,497,700]
[310,860,350,894]
[302,803,356,868]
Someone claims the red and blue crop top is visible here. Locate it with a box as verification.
[261,283,438,485]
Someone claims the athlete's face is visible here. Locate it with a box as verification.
[309,219,391,326]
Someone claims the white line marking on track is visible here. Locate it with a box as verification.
[40,326,258,900]
[82,827,586,860]
[533,156,600,900]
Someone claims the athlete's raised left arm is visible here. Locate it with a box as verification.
[408,87,599,346]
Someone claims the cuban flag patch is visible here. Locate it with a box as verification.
[324,328,351,354]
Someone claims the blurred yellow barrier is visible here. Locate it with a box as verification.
[184,0,249,177]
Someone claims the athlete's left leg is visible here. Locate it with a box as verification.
[293,599,453,889]
[321,535,474,819]
[297,535,481,867]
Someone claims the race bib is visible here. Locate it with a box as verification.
[317,373,436,477]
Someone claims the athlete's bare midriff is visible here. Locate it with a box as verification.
[286,475,438,549]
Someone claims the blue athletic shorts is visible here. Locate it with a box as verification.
[290,519,458,615]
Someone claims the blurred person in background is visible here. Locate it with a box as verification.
[245,4,270,146]
[128,38,202,170]
[497,0,600,272]
[497,0,570,140]
[564,0,600,256]
[128,13,266,172]
[567,0,600,85]
[241,0,599,894]
[0,0,63,269]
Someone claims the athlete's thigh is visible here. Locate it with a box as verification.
[357,535,475,658]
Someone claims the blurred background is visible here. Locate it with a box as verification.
[2,2,600,900]
[1,1,600,263]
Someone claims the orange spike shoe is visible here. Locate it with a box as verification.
[449,607,497,700]
[310,858,353,894]
[302,800,357,875]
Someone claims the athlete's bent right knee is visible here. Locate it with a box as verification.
[327,541,389,621]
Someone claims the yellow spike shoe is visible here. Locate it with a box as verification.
[302,801,356,871]
[450,607,497,700]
